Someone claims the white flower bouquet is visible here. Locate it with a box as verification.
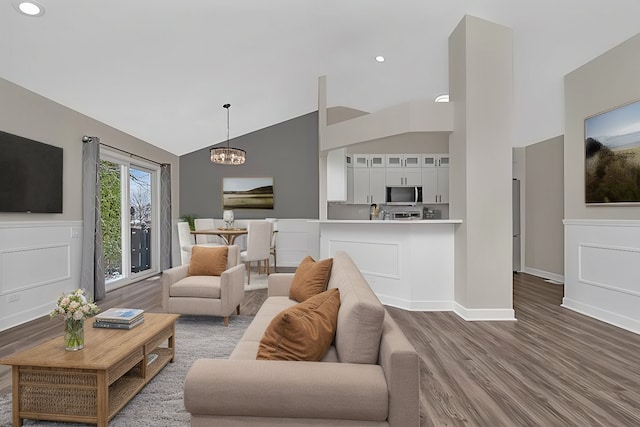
[50,288,100,321]
[50,289,100,350]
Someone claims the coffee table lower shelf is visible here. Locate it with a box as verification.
[15,347,173,425]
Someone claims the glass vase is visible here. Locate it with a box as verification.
[64,318,85,351]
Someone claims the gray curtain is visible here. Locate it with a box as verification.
[80,137,106,301]
[160,163,172,270]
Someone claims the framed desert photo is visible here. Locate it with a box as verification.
[585,99,640,204]
[222,177,274,209]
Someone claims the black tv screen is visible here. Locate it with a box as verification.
[0,130,63,213]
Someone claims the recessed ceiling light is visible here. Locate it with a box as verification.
[16,1,44,17]
[375,56,385,63]
[435,94,450,103]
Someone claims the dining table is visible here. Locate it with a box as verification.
[190,228,248,245]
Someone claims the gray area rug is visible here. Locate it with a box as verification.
[0,315,252,426]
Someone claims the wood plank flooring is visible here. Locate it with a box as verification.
[386,272,640,426]
[2,273,640,426]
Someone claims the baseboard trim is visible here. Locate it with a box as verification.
[379,295,453,312]
[453,302,516,321]
[562,297,640,335]
[523,267,564,284]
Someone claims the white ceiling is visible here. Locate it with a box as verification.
[2,0,640,156]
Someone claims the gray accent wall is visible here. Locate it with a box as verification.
[525,136,564,276]
[180,112,319,219]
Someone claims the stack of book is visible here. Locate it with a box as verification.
[93,308,144,330]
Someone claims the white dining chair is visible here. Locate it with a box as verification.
[265,218,278,273]
[177,222,221,265]
[177,222,195,265]
[194,218,226,245]
[239,220,272,284]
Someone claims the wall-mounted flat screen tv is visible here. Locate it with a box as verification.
[0,130,63,213]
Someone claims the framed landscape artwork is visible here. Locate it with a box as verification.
[585,99,640,204]
[222,177,274,209]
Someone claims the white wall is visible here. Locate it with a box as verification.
[0,78,179,331]
[563,32,640,333]
[449,16,514,319]
[524,136,564,280]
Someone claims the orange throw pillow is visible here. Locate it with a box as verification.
[289,256,333,302]
[257,288,340,361]
[188,246,228,276]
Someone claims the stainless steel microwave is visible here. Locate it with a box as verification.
[385,186,422,205]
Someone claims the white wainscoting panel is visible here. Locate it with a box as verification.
[1,245,71,292]
[274,219,319,268]
[0,221,83,331]
[564,220,640,334]
[328,240,400,278]
[318,220,457,312]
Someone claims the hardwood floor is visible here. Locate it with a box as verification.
[2,273,640,426]
[386,273,640,426]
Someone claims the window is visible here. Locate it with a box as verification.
[100,149,160,289]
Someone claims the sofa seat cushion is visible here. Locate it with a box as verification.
[184,359,389,422]
[257,288,340,361]
[170,276,221,299]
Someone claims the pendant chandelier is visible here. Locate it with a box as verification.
[210,103,246,165]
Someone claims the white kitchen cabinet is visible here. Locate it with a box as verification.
[327,149,347,202]
[385,154,421,185]
[352,167,385,204]
[347,154,385,204]
[386,154,421,168]
[352,154,384,168]
[421,154,449,203]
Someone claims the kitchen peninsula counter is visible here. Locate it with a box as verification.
[314,219,462,311]
[315,219,462,224]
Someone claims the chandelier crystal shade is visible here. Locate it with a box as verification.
[210,103,246,165]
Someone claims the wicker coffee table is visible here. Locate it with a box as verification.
[0,312,179,427]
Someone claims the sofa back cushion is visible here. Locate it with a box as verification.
[188,246,228,276]
[328,252,385,364]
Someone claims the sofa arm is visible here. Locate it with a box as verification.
[184,359,388,422]
[161,264,189,311]
[219,263,246,314]
[267,273,294,297]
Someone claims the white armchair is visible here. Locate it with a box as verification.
[162,245,245,326]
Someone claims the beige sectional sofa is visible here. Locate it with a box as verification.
[183,251,420,426]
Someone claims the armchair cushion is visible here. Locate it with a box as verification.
[289,256,333,302]
[257,288,340,361]
[169,276,221,299]
[188,246,228,277]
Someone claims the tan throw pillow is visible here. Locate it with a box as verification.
[257,288,340,361]
[289,256,333,302]
[188,246,228,276]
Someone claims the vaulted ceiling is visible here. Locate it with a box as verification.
[2,0,640,155]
